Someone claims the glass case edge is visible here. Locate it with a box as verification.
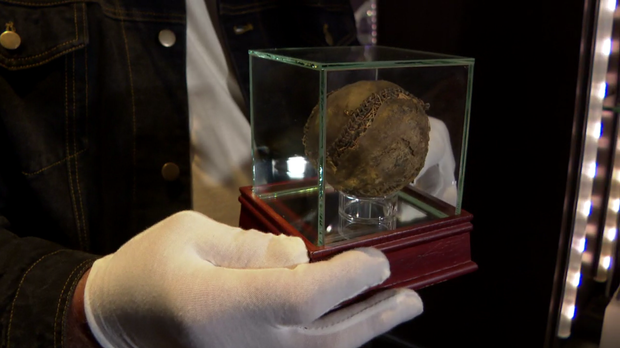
[320,60,474,71]
[249,54,257,192]
[249,48,474,71]
[317,69,327,246]
[250,45,474,59]
[249,50,323,70]
[456,63,475,215]
[317,69,327,247]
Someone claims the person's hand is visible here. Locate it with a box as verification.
[84,210,423,348]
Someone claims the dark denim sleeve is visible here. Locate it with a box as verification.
[0,218,98,348]
[0,3,98,344]
[0,0,189,346]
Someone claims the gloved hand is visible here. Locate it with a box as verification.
[84,210,423,348]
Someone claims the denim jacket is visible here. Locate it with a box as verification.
[0,0,357,346]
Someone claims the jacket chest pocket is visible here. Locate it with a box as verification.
[0,1,89,175]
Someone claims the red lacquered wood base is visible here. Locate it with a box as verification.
[238,185,477,294]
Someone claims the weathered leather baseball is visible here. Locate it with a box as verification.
[303,80,430,197]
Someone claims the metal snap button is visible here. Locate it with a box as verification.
[162,162,180,181]
[158,29,176,47]
[233,23,254,35]
[1,22,21,50]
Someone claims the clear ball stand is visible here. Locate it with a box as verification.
[337,191,398,240]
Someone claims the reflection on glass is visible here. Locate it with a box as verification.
[261,184,446,246]
[411,116,458,207]
[353,0,377,45]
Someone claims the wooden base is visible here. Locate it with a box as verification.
[238,185,477,293]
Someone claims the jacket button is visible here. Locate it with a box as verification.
[158,29,176,47]
[0,30,20,50]
[161,162,180,181]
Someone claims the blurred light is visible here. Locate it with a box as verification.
[593,122,603,139]
[586,222,599,236]
[606,228,617,241]
[578,237,587,253]
[570,272,582,287]
[582,200,593,216]
[612,198,620,212]
[286,156,306,179]
[602,38,612,56]
[607,0,617,11]
[559,0,614,339]
[326,225,332,233]
[602,256,612,269]
[599,82,608,99]
[582,251,594,264]
[586,162,598,178]
[565,305,576,319]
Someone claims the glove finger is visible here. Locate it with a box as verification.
[163,211,310,268]
[287,288,423,348]
[263,247,391,325]
[197,227,309,269]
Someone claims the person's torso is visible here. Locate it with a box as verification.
[0,0,358,254]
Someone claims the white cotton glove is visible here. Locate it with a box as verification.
[84,210,423,348]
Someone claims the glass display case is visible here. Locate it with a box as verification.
[247,45,473,246]
[238,45,476,293]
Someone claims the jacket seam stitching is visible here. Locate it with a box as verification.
[0,0,77,5]
[73,2,78,41]
[100,12,185,23]
[99,5,184,17]
[1,7,79,62]
[80,2,90,250]
[20,149,85,176]
[115,0,137,204]
[54,259,91,348]
[6,250,64,348]
[6,39,77,61]
[0,44,85,70]
[0,0,184,17]
[72,47,88,250]
[61,260,93,348]
[83,3,88,147]
[65,53,83,249]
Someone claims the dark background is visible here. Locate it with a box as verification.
[374,0,596,347]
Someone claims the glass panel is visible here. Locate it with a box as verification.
[250,55,322,244]
[250,46,473,246]
[376,65,472,214]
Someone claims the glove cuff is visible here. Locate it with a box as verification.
[83,258,128,348]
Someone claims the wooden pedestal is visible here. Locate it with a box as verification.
[238,185,477,293]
